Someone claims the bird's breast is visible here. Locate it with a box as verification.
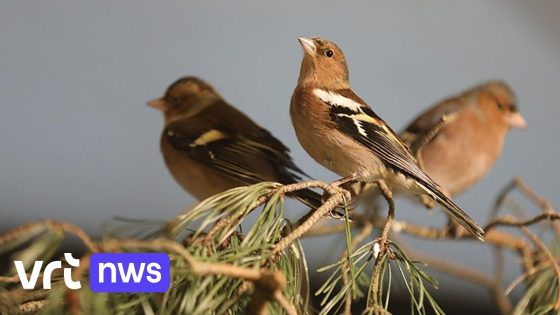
[290,97,384,180]
[419,109,507,195]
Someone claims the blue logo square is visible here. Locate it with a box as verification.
[89,253,170,293]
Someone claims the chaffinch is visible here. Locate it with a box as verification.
[290,37,484,240]
[148,76,324,209]
[400,81,527,197]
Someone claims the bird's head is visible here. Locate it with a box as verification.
[475,80,527,130]
[148,76,219,123]
[297,37,350,89]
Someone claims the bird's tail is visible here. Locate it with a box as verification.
[417,182,485,241]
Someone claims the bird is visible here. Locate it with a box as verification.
[148,76,325,210]
[400,80,527,197]
[289,37,484,240]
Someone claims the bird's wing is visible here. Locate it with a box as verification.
[313,88,484,238]
[164,114,325,209]
[399,97,464,155]
[313,88,432,184]
[164,118,305,185]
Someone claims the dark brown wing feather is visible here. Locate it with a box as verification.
[325,90,484,239]
[164,100,324,209]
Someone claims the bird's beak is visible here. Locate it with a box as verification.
[147,98,167,111]
[508,112,528,129]
[298,37,316,56]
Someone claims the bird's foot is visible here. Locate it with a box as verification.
[330,201,356,220]
[324,181,357,219]
[328,208,348,220]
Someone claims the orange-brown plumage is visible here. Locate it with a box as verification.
[149,76,325,208]
[401,81,527,196]
[290,37,484,239]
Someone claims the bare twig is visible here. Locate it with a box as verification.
[368,180,395,309]
[273,182,350,255]
[494,177,559,236]
[393,220,535,273]
[0,220,98,252]
[485,212,560,231]
[513,177,554,212]
[493,179,519,218]
[308,210,539,278]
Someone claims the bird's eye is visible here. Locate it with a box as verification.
[325,50,334,58]
[496,102,504,110]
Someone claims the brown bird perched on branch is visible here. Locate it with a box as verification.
[148,76,324,209]
[290,37,484,240]
[400,81,527,197]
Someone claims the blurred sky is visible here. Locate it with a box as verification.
[1,0,559,309]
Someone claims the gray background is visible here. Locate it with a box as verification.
[1,0,559,310]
